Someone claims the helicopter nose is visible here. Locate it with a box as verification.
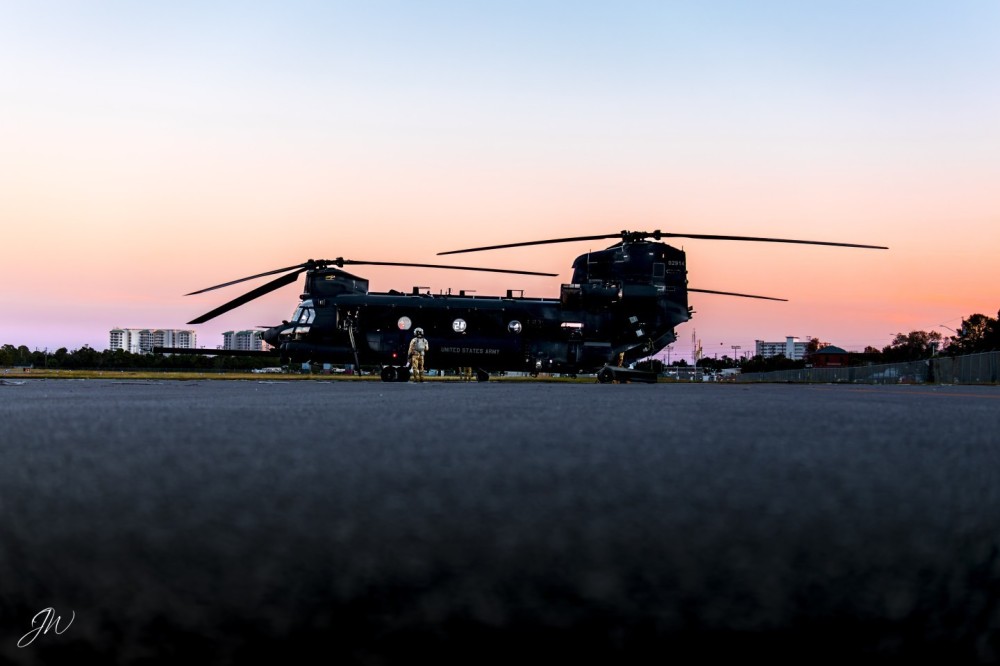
[262,324,283,347]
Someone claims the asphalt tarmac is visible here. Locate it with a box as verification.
[2,378,1000,664]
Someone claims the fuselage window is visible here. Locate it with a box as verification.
[653,263,666,281]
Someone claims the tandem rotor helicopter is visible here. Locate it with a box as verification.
[156,230,887,383]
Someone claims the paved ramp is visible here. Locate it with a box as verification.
[2,380,999,663]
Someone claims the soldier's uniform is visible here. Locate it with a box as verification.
[408,328,429,382]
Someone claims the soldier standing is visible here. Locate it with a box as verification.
[408,328,429,382]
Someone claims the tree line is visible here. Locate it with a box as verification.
[0,344,278,371]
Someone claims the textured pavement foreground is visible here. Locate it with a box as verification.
[2,379,1000,664]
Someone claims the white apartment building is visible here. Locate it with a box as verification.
[755,336,809,361]
[223,330,266,351]
[109,328,198,354]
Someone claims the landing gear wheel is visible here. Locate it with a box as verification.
[597,367,615,384]
[380,366,399,382]
[476,369,490,382]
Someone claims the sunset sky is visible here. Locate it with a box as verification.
[3,1,998,361]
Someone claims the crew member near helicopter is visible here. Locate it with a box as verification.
[408,328,429,382]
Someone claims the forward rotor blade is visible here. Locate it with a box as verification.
[185,263,309,296]
[438,234,623,255]
[337,258,556,277]
[188,269,305,324]
[688,288,788,302]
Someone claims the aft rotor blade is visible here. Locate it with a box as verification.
[188,269,305,324]
[658,233,888,250]
[439,229,888,255]
[688,288,788,302]
[185,263,308,296]
[338,259,556,277]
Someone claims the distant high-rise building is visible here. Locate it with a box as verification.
[109,328,197,354]
[755,336,811,361]
[223,330,266,351]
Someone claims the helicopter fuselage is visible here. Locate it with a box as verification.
[263,241,690,376]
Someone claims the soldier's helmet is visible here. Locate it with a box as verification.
[414,328,424,336]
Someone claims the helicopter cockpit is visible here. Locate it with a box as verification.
[280,300,315,339]
[290,301,316,326]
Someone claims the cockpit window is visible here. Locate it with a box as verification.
[290,300,315,324]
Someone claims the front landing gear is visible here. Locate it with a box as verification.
[380,365,411,382]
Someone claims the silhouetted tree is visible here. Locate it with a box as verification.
[635,359,664,373]
[852,346,885,365]
[944,311,999,355]
[742,353,804,373]
[0,344,16,366]
[881,330,942,362]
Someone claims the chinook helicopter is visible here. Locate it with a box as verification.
[156,230,886,383]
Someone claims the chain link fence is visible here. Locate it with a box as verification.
[932,351,1000,384]
[737,351,1000,385]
